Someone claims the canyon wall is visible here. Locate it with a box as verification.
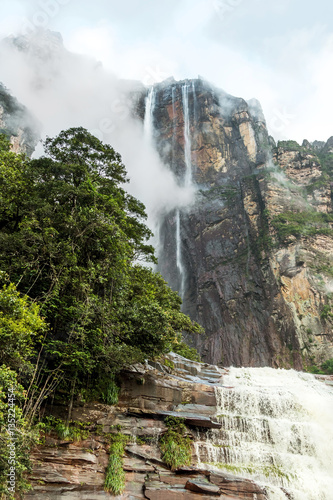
[0,83,39,155]
[1,74,332,370]
[136,79,333,369]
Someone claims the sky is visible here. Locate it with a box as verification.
[0,0,333,143]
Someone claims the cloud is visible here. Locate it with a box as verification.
[1,0,333,145]
[0,29,194,235]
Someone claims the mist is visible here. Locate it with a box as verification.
[0,28,194,234]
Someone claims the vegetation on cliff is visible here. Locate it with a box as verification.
[271,211,333,244]
[104,433,129,495]
[159,416,192,470]
[0,128,202,497]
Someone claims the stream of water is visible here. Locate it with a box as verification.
[182,83,192,188]
[144,86,155,140]
[175,208,185,299]
[194,367,333,500]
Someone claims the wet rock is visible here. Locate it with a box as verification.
[133,78,333,369]
[127,409,221,429]
[210,472,267,500]
[185,479,220,494]
[25,355,268,499]
[0,82,39,155]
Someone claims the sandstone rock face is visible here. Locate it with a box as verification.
[25,355,267,500]
[135,79,333,368]
[0,83,39,155]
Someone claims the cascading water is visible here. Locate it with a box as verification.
[175,209,185,299]
[144,86,155,140]
[143,85,162,260]
[182,83,192,188]
[194,367,333,500]
[171,86,177,164]
[171,86,185,299]
[173,83,193,300]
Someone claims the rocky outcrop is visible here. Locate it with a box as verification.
[0,83,39,155]
[135,79,333,369]
[25,354,267,500]
[24,354,333,499]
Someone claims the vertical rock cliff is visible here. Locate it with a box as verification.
[136,79,333,369]
[0,83,39,155]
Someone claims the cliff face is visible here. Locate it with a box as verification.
[1,72,332,370]
[136,79,333,369]
[0,83,39,155]
[24,354,333,499]
[23,355,269,500]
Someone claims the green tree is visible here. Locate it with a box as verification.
[0,128,202,408]
[0,275,44,497]
[0,272,46,376]
[0,366,38,499]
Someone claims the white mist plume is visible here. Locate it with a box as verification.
[0,28,194,231]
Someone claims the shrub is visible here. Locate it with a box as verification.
[104,434,129,495]
[271,211,333,244]
[171,339,201,362]
[321,359,333,374]
[159,416,192,471]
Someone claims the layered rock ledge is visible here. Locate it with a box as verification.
[25,354,267,500]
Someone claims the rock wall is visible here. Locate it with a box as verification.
[0,82,39,155]
[24,354,268,500]
[135,79,333,369]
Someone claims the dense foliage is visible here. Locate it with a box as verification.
[0,277,42,498]
[0,127,202,384]
[0,128,202,496]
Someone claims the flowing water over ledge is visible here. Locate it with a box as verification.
[194,367,333,500]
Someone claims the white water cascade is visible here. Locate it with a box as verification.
[194,367,333,500]
[171,86,185,299]
[173,84,194,300]
[143,85,164,263]
[171,86,177,167]
[143,86,155,141]
[182,83,192,187]
[175,208,185,299]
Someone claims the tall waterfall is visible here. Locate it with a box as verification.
[173,83,194,300]
[144,86,155,140]
[175,209,185,299]
[171,86,185,299]
[143,85,161,259]
[182,83,192,187]
[171,86,177,165]
[194,367,333,500]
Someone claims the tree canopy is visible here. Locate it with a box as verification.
[0,127,202,406]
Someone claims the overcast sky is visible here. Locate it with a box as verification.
[1,0,333,142]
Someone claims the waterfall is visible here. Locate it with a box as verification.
[143,86,161,261]
[172,83,193,300]
[182,83,192,187]
[175,209,185,299]
[195,367,333,500]
[171,86,177,168]
[144,86,155,141]
[171,86,185,299]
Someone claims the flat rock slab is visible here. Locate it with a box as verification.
[123,456,155,472]
[127,409,221,429]
[173,404,216,417]
[185,479,220,494]
[210,472,267,499]
[31,449,98,465]
[144,487,238,500]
